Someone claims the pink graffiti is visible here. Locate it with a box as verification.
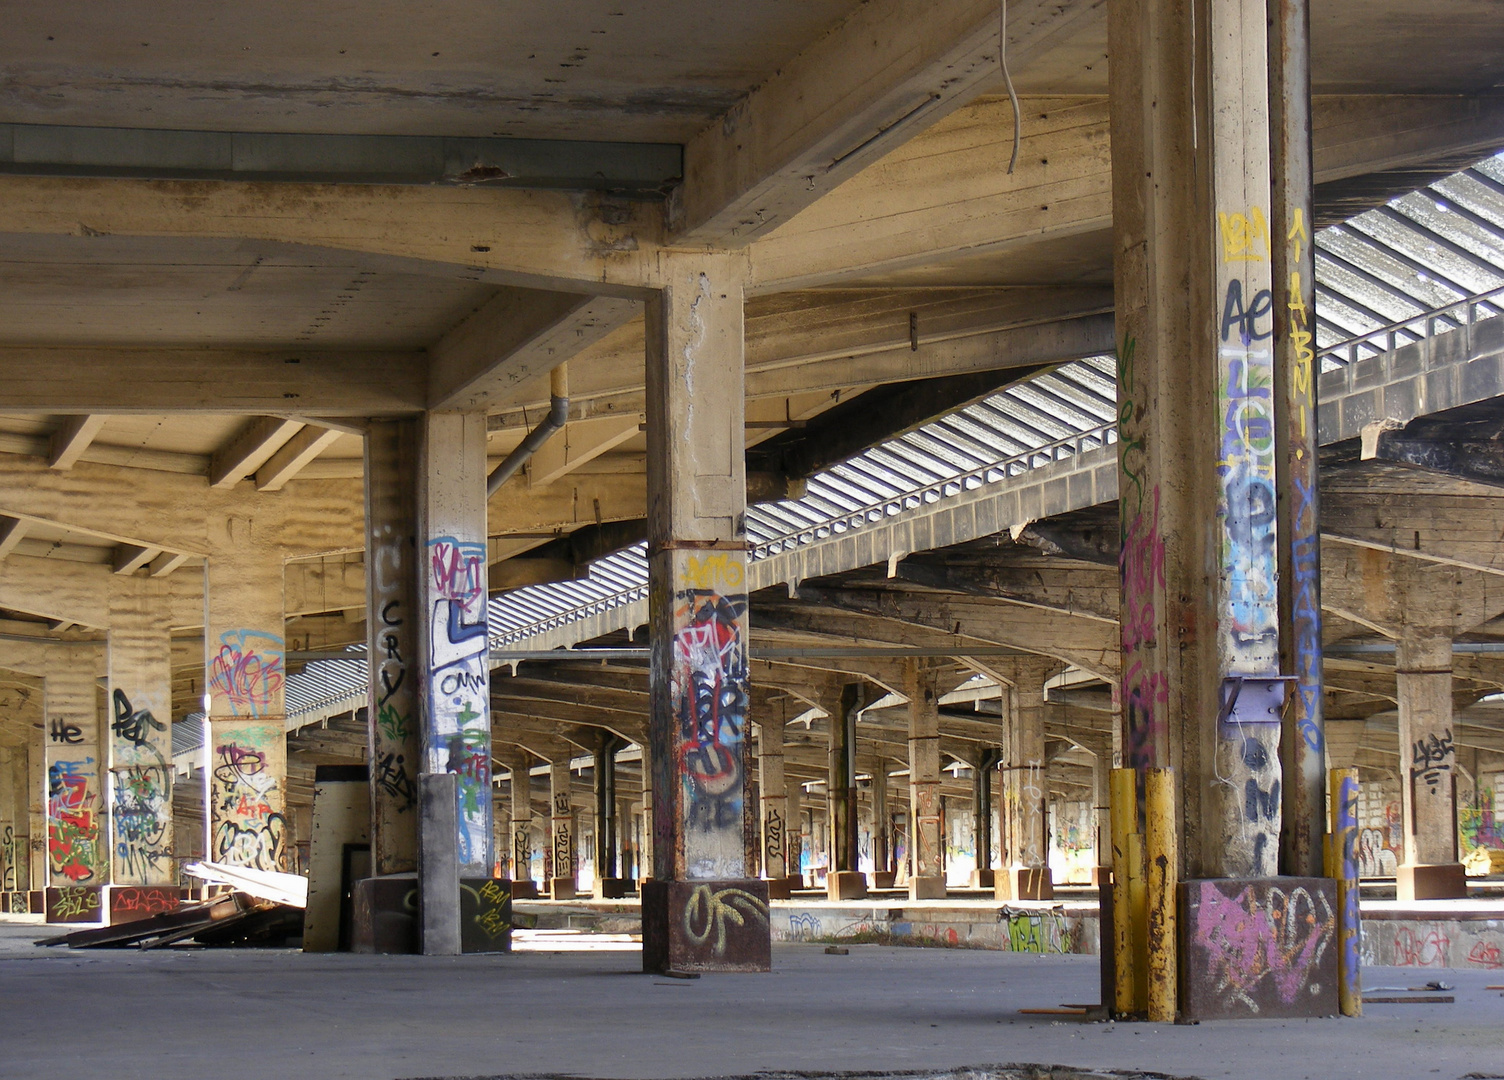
[1120,486,1165,653]
[428,538,485,614]
[1394,927,1451,967]
[1194,883,1333,1008]
[208,630,284,718]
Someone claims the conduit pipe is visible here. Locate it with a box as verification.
[487,364,569,498]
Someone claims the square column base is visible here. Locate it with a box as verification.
[1397,862,1467,901]
[908,875,946,900]
[827,870,867,900]
[996,867,1053,901]
[549,878,577,900]
[508,879,540,900]
[766,877,794,900]
[970,869,995,890]
[593,877,632,899]
[871,871,897,889]
[642,879,771,973]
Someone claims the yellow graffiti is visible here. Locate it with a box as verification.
[1219,205,1270,263]
[1287,207,1310,261]
[682,884,768,956]
[682,552,744,591]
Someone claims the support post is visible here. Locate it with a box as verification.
[1395,627,1466,899]
[970,749,1000,889]
[45,667,105,896]
[786,774,804,888]
[1145,768,1178,1023]
[549,760,576,899]
[507,753,538,898]
[641,251,769,973]
[757,719,791,898]
[1109,767,1140,1017]
[905,659,945,900]
[827,683,866,900]
[870,757,892,888]
[106,586,174,888]
[1269,0,1325,880]
[418,772,460,955]
[595,734,628,897]
[364,418,421,876]
[1330,767,1362,1016]
[415,410,492,950]
[998,663,1055,900]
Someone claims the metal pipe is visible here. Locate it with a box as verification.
[1144,767,1178,1023]
[486,365,569,498]
[1330,767,1363,1017]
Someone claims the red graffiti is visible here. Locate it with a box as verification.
[429,539,486,613]
[1465,940,1502,969]
[1393,927,1450,967]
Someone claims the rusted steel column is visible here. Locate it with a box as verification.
[905,659,945,900]
[1270,0,1325,880]
[364,418,421,876]
[642,251,769,971]
[1144,768,1178,1022]
[1330,767,1363,1016]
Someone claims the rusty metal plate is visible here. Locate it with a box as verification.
[1179,877,1339,1020]
[642,879,771,973]
[459,878,511,954]
[351,873,417,954]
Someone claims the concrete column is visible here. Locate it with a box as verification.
[637,740,652,885]
[1396,628,1466,899]
[617,794,636,882]
[1269,0,1324,879]
[28,732,45,891]
[0,747,18,893]
[106,586,175,887]
[870,758,892,888]
[204,522,288,874]
[786,774,804,887]
[905,660,945,900]
[642,251,768,971]
[507,753,538,897]
[1111,0,1285,878]
[364,418,421,876]
[969,749,1000,889]
[415,411,492,894]
[549,760,576,899]
[1000,666,1054,900]
[827,683,865,899]
[757,720,790,896]
[45,666,105,889]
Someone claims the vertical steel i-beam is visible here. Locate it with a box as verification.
[641,251,770,972]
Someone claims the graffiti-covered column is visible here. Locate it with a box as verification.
[506,751,538,897]
[998,661,1056,901]
[905,659,945,900]
[204,530,288,874]
[870,756,892,887]
[969,748,1000,889]
[827,683,866,900]
[786,773,804,887]
[44,664,106,903]
[1111,0,1286,878]
[364,418,421,876]
[548,760,576,899]
[641,250,769,973]
[1396,628,1466,900]
[415,411,491,953]
[756,720,790,897]
[106,583,174,887]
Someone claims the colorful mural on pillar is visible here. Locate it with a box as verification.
[669,551,749,880]
[109,687,173,885]
[208,629,286,718]
[47,755,102,884]
[210,721,287,871]
[425,537,491,869]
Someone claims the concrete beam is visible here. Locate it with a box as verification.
[209,417,306,489]
[673,0,1101,245]
[255,426,344,492]
[0,517,26,560]
[111,544,159,575]
[47,415,108,471]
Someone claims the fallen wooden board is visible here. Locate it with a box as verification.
[1362,996,1455,1004]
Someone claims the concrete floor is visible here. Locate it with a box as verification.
[2,916,1501,1080]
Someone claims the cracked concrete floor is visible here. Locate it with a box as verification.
[1,917,1500,1080]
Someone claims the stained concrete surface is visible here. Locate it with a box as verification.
[1,916,1500,1080]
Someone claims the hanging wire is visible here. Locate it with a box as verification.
[1000,0,1021,174]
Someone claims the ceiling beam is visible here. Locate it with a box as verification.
[147,550,192,578]
[0,517,27,560]
[673,0,1101,245]
[112,544,159,575]
[0,347,428,414]
[428,289,640,412]
[209,417,305,489]
[47,415,108,471]
[255,425,343,492]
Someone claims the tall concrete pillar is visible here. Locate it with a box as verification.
[507,753,538,897]
[637,739,652,886]
[549,760,576,899]
[595,734,628,897]
[107,586,175,886]
[364,418,421,876]
[999,664,1055,900]
[641,251,769,972]
[617,794,636,881]
[905,660,945,900]
[204,532,287,873]
[1111,0,1287,878]
[415,411,492,893]
[45,666,105,890]
[1396,628,1465,899]
[756,720,790,897]
[827,683,866,899]
[786,774,804,887]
